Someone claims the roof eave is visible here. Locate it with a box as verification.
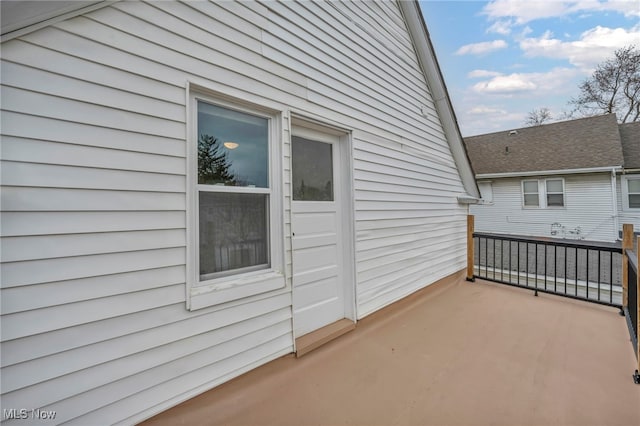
[477,166,623,179]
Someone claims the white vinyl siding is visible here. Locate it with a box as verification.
[1,1,469,424]
[617,174,640,233]
[471,174,616,242]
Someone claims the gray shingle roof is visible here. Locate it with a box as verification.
[464,114,624,175]
[619,122,640,169]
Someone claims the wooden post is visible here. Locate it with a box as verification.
[622,224,633,308]
[466,215,475,282]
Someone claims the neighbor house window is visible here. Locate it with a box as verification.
[521,178,565,208]
[626,177,640,209]
[187,91,284,310]
[545,179,564,207]
[522,180,539,207]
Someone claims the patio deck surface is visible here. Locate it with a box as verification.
[142,272,640,426]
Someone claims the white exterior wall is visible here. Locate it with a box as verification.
[617,174,640,233]
[0,1,469,424]
[471,173,617,242]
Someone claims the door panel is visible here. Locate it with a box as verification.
[291,131,346,337]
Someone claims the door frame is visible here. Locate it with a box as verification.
[288,113,356,339]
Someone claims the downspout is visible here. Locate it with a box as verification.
[612,168,619,240]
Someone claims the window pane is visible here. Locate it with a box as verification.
[524,194,539,206]
[628,179,640,193]
[630,194,640,209]
[547,193,564,207]
[199,192,268,278]
[292,136,334,201]
[546,179,563,193]
[198,101,268,187]
[523,181,538,193]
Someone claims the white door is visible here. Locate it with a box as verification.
[291,127,346,337]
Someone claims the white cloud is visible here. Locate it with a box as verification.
[473,75,537,94]
[520,25,640,70]
[468,69,504,78]
[487,19,514,35]
[482,0,640,25]
[472,67,579,95]
[455,40,508,56]
[469,105,508,115]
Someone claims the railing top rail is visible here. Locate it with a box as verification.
[473,232,622,252]
[628,249,638,274]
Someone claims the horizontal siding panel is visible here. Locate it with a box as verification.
[0,112,185,157]
[2,307,290,395]
[359,250,465,301]
[2,229,185,262]
[1,266,185,314]
[356,216,465,232]
[293,1,425,95]
[19,26,188,92]
[355,209,467,221]
[354,168,462,193]
[1,60,184,121]
[0,39,185,104]
[354,138,453,170]
[2,292,291,367]
[1,137,185,174]
[358,261,463,318]
[54,15,308,100]
[0,211,185,237]
[2,323,292,419]
[1,86,185,139]
[1,247,185,288]
[66,336,292,425]
[1,284,184,342]
[104,2,305,89]
[1,161,184,192]
[1,187,185,211]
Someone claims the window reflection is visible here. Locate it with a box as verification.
[197,101,268,187]
[292,136,334,201]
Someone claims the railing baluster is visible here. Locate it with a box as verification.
[597,250,601,302]
[610,251,613,304]
[586,248,590,300]
[554,245,557,292]
[493,238,496,280]
[575,248,579,297]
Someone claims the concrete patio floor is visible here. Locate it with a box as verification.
[142,272,640,426]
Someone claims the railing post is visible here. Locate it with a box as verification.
[623,224,634,310]
[467,215,475,282]
[635,236,640,384]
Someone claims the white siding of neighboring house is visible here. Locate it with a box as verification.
[471,173,617,242]
[617,173,640,233]
[0,1,469,424]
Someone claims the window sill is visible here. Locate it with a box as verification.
[189,270,286,311]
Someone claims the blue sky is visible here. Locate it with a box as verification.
[419,0,640,136]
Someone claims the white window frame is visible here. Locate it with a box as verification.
[186,90,285,311]
[622,175,640,210]
[522,179,540,208]
[545,178,565,208]
[521,178,565,209]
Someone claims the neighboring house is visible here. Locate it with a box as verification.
[465,114,640,242]
[617,121,640,233]
[0,1,478,424]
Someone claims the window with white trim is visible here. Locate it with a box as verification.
[623,175,640,210]
[545,179,564,207]
[521,178,565,208]
[187,91,284,310]
[522,180,539,207]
